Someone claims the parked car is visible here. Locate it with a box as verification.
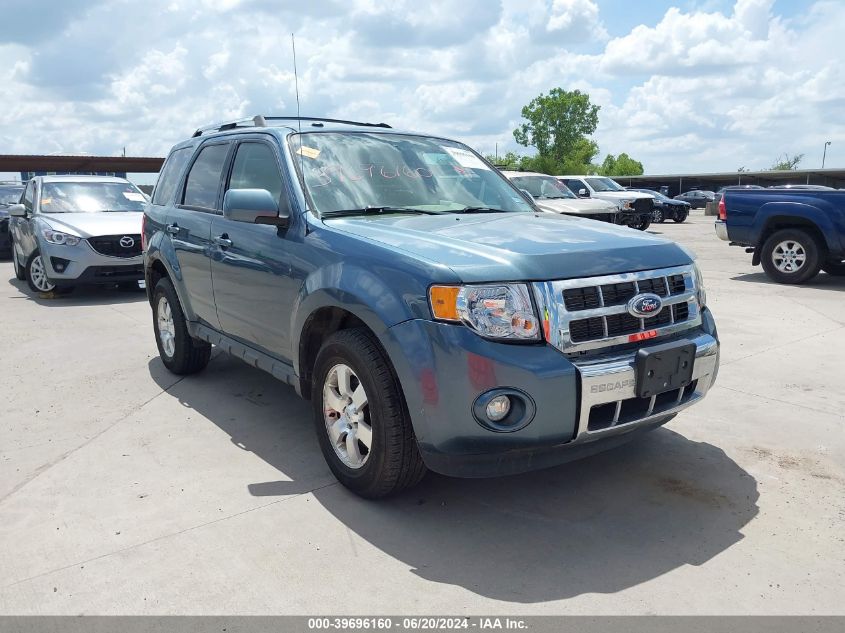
[675,190,715,208]
[768,184,834,190]
[0,181,25,257]
[502,171,620,223]
[715,188,845,284]
[7,175,146,293]
[626,188,690,223]
[713,185,764,205]
[144,115,719,498]
[557,175,654,230]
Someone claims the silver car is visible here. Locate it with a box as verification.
[8,175,146,293]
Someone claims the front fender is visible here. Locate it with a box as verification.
[291,260,427,376]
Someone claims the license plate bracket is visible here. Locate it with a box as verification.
[635,341,696,398]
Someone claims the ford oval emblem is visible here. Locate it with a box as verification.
[627,293,663,318]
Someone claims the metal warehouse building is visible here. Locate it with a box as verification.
[616,168,845,197]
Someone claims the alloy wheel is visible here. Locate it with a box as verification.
[772,240,807,273]
[156,296,177,358]
[30,255,55,292]
[323,363,372,469]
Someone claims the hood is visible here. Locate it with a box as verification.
[38,212,143,238]
[592,190,654,201]
[536,197,618,215]
[324,212,692,283]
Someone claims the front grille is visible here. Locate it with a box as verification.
[570,303,690,343]
[534,265,702,354]
[633,198,653,213]
[88,235,142,258]
[93,265,144,278]
[588,380,699,431]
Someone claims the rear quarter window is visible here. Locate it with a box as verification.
[152,147,192,206]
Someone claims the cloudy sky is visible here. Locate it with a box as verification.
[1,0,843,183]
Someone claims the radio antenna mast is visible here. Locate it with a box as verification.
[291,33,302,135]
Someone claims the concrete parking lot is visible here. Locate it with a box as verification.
[1,211,843,615]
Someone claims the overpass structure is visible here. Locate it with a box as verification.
[0,154,164,182]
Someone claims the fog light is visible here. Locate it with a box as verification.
[486,395,511,422]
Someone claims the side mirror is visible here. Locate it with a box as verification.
[223,189,288,226]
[578,188,589,197]
[8,203,26,217]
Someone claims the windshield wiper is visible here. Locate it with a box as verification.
[321,206,444,219]
[455,206,508,214]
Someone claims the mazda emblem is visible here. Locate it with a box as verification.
[627,293,663,318]
[119,236,135,248]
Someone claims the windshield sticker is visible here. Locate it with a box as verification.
[308,164,435,187]
[296,146,321,159]
[443,147,490,171]
[123,192,146,201]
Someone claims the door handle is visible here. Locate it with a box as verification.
[165,223,180,235]
[213,235,233,248]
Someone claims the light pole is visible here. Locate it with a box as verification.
[822,141,831,168]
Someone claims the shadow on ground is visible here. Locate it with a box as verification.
[149,354,759,603]
[5,276,147,306]
[730,271,845,291]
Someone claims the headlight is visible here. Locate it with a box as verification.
[429,284,540,340]
[693,263,707,308]
[620,199,634,210]
[42,228,81,246]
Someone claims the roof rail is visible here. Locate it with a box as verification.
[192,115,391,137]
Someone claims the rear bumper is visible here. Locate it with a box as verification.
[715,220,729,241]
[384,308,719,478]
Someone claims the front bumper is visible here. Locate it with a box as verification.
[385,308,719,478]
[41,239,143,286]
[715,220,729,241]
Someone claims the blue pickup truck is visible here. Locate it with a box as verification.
[715,188,845,284]
[144,115,719,497]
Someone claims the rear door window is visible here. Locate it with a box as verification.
[182,143,230,211]
[152,147,192,206]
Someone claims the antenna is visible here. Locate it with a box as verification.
[291,32,305,191]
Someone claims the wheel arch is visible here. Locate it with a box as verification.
[754,213,829,266]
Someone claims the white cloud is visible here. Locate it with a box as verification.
[0,0,844,177]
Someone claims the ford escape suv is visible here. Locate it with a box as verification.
[8,175,146,293]
[144,115,720,498]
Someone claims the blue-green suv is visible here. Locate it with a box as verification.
[143,116,720,498]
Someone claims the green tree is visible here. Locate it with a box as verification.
[513,88,600,163]
[597,152,644,176]
[771,153,804,170]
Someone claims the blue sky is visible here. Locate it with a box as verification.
[0,0,843,184]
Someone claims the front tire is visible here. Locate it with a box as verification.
[312,328,426,498]
[760,228,822,285]
[630,216,651,231]
[26,251,55,293]
[822,259,845,276]
[152,277,211,375]
[673,210,688,223]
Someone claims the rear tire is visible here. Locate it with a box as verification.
[822,259,845,276]
[652,208,665,223]
[311,328,426,498]
[760,228,822,285]
[152,277,211,375]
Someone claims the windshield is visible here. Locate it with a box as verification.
[0,186,24,207]
[289,132,534,215]
[511,176,576,200]
[39,181,146,213]
[586,177,625,192]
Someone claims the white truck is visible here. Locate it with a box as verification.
[558,175,655,231]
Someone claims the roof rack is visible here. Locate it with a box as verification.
[192,115,391,137]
